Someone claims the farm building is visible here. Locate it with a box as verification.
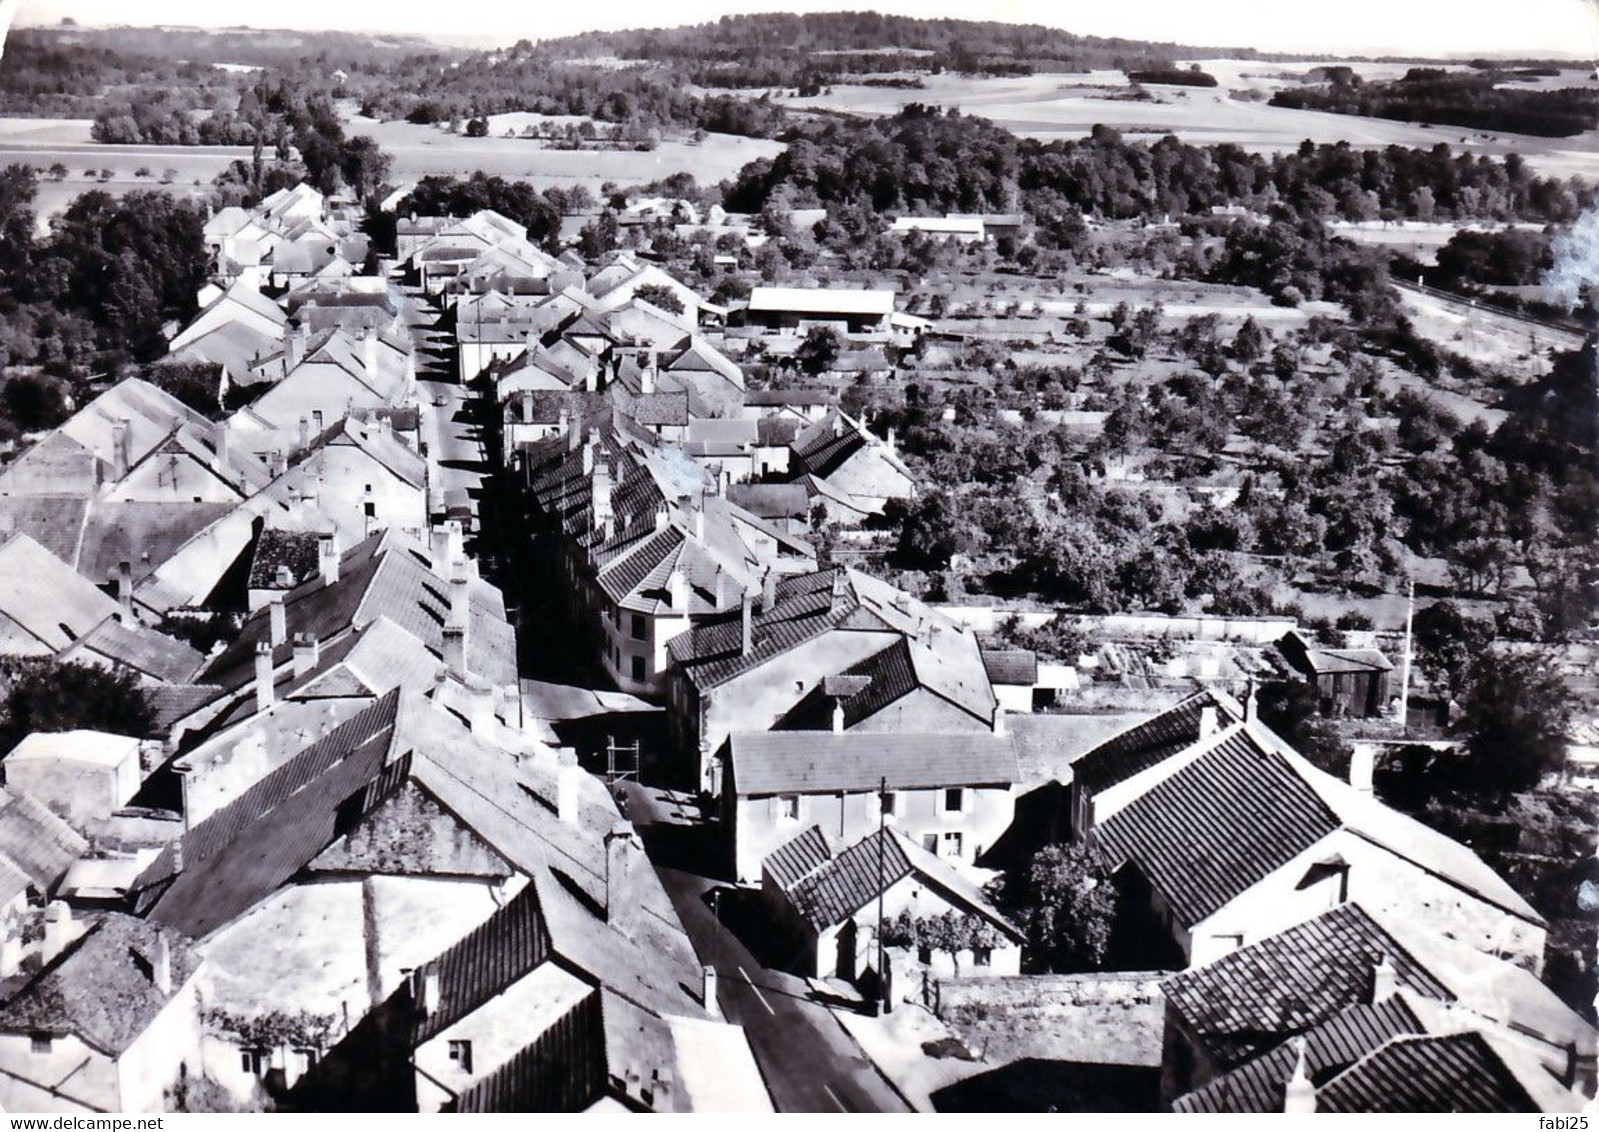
[1275,630,1393,718]
[743,287,896,334]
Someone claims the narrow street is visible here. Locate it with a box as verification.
[621,783,914,1113]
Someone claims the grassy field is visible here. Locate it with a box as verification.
[775,63,1599,180]
[342,110,785,196]
[0,117,247,225]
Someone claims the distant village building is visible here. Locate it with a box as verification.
[1274,629,1393,718]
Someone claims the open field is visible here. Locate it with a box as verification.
[0,117,247,225]
[342,111,785,195]
[1396,283,1583,377]
[1330,219,1550,265]
[776,65,1599,180]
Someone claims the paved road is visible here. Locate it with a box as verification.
[622,785,913,1113]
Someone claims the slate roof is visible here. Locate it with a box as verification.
[0,914,200,1056]
[1092,727,1340,926]
[1069,688,1242,794]
[1162,903,1451,1072]
[1317,1032,1536,1113]
[728,731,1017,796]
[1174,995,1425,1113]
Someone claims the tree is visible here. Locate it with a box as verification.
[795,325,842,376]
[990,842,1117,971]
[0,661,156,753]
[1255,679,1350,776]
[0,375,68,432]
[465,116,489,138]
[880,910,1003,977]
[1456,649,1574,803]
[632,283,685,315]
[337,136,391,203]
[1412,600,1494,704]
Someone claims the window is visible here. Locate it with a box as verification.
[921,834,938,854]
[630,614,648,641]
[916,945,932,964]
[880,791,898,816]
[293,1048,319,1073]
[942,787,966,814]
[447,1040,474,1074]
[241,1048,268,1076]
[29,1033,51,1054]
[942,831,964,858]
[631,655,646,682]
[973,946,993,968]
[364,501,377,518]
[777,795,800,821]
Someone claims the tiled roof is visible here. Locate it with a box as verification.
[1093,728,1340,926]
[146,683,225,733]
[1162,903,1451,1072]
[412,882,551,1044]
[1071,688,1242,794]
[0,534,121,653]
[728,731,1017,796]
[785,828,914,932]
[0,789,88,892]
[448,992,608,1113]
[0,914,200,1056]
[138,691,403,937]
[1174,996,1423,1112]
[1318,1032,1535,1113]
[761,825,831,891]
[980,648,1038,687]
[726,483,809,520]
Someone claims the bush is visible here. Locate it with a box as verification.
[0,660,156,753]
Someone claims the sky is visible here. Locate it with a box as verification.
[10,0,1599,58]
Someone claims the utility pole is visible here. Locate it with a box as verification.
[876,774,891,1015]
[1397,573,1416,735]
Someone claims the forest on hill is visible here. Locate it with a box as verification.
[1271,67,1599,138]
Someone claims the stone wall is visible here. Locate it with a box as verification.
[935,972,1169,1068]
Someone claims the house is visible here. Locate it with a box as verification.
[0,911,202,1113]
[1078,694,1548,969]
[724,730,1016,881]
[762,825,1023,981]
[0,534,124,657]
[980,648,1038,713]
[788,411,916,522]
[744,287,896,335]
[0,789,90,915]
[586,257,712,325]
[890,216,986,243]
[240,326,414,437]
[169,282,286,355]
[1161,901,1595,1111]
[1275,630,1394,718]
[4,732,145,832]
[522,426,814,699]
[667,567,996,791]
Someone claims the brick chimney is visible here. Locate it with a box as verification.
[605,822,645,935]
[115,560,134,620]
[110,419,132,481]
[318,534,340,586]
[443,624,467,674]
[292,632,320,677]
[1283,1037,1316,1114]
[268,596,287,647]
[41,902,71,965]
[254,641,275,712]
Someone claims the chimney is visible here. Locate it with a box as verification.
[592,460,614,529]
[363,326,378,381]
[582,440,595,475]
[668,568,689,611]
[1199,705,1218,739]
[831,414,843,438]
[519,394,534,425]
[761,570,778,612]
[885,425,897,453]
[831,696,846,733]
[275,563,294,588]
[421,969,441,1017]
[430,524,450,563]
[692,504,705,542]
[318,534,340,585]
[111,419,132,481]
[298,415,311,451]
[1370,953,1397,1005]
[655,504,669,531]
[1283,1037,1316,1114]
[42,902,71,965]
[465,678,496,734]
[442,520,464,565]
[1349,743,1376,793]
[171,833,184,872]
[992,706,1007,737]
[556,751,582,825]
[605,823,644,934]
[1244,679,1258,723]
[284,324,303,371]
[830,571,848,603]
[740,593,754,656]
[268,596,287,647]
[152,929,173,996]
[449,560,471,627]
[702,965,720,1018]
[640,351,656,395]
[556,408,569,437]
[443,624,467,674]
[115,560,134,620]
[254,641,275,712]
[292,632,320,677]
